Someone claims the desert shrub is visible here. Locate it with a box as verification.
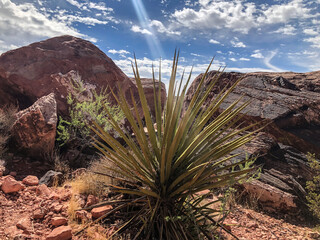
[306,153,320,220]
[88,52,263,239]
[56,77,124,149]
[0,105,17,157]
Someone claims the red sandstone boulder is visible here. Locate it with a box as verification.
[0,35,162,118]
[51,217,68,227]
[1,176,24,193]
[91,205,113,219]
[46,225,72,240]
[22,175,39,186]
[11,93,57,158]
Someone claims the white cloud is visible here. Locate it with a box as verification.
[172,1,257,34]
[66,0,83,9]
[251,50,264,59]
[257,0,313,25]
[272,25,296,35]
[108,49,130,57]
[304,36,320,48]
[0,0,95,54]
[229,58,237,62]
[108,49,130,55]
[150,20,181,36]
[230,38,246,48]
[191,53,202,57]
[240,58,250,61]
[66,0,113,12]
[169,0,316,35]
[226,67,276,73]
[303,28,318,35]
[56,14,108,26]
[131,25,152,35]
[87,2,113,12]
[209,39,220,44]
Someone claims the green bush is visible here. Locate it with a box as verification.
[56,78,124,148]
[88,52,263,239]
[306,153,320,220]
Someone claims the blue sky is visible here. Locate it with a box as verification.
[0,0,320,87]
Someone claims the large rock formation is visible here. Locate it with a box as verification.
[0,35,164,118]
[184,70,320,214]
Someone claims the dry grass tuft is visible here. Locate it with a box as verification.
[68,194,81,222]
[68,171,108,197]
[0,105,17,157]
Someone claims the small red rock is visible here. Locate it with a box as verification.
[22,175,39,186]
[75,210,91,222]
[46,225,72,240]
[9,171,17,177]
[33,209,46,219]
[91,205,113,219]
[51,217,68,227]
[36,184,51,196]
[1,176,24,193]
[247,222,258,228]
[54,204,63,213]
[86,194,98,207]
[16,217,31,233]
[49,191,60,200]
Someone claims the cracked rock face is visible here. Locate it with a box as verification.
[184,70,320,213]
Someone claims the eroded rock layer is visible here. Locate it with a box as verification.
[184,70,320,213]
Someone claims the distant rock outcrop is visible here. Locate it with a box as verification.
[184,70,320,214]
[130,77,167,117]
[0,35,164,118]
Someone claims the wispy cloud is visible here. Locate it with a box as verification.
[263,50,285,72]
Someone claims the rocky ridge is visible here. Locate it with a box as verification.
[184,70,320,213]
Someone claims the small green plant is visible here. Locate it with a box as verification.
[86,52,264,239]
[306,153,320,220]
[56,77,124,148]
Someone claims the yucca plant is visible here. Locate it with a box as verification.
[88,51,263,239]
